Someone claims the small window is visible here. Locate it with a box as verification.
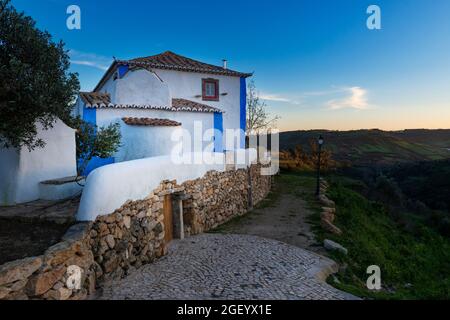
[202,78,219,101]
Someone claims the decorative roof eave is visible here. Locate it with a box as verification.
[84,103,223,114]
[122,117,181,127]
[117,60,253,78]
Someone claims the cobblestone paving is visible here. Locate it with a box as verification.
[100,234,356,300]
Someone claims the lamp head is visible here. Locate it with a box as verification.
[318,135,324,146]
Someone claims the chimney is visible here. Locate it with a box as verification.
[222,59,227,70]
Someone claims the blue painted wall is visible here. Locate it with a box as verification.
[82,104,96,128]
[213,112,223,152]
[79,156,115,176]
[239,77,246,148]
[118,64,129,78]
[79,103,114,175]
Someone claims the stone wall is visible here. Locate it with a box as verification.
[0,223,95,300]
[89,164,272,280]
[88,180,179,281]
[182,169,248,235]
[0,164,272,300]
[182,164,272,235]
[250,164,273,205]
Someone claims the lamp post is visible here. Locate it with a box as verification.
[315,135,324,196]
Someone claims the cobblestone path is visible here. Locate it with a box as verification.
[100,234,356,300]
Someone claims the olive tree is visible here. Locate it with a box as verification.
[0,0,79,149]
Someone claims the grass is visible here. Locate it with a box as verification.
[321,179,450,300]
[272,171,450,299]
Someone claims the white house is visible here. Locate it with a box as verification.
[73,51,252,170]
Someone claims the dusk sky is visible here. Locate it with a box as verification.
[12,0,450,131]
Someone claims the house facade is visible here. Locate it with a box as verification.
[74,51,251,167]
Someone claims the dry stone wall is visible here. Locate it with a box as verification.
[88,180,179,281]
[182,169,248,235]
[182,164,272,235]
[250,164,273,205]
[0,164,272,300]
[0,222,95,300]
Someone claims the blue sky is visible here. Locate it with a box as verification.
[12,0,450,131]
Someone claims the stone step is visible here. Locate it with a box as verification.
[39,176,85,201]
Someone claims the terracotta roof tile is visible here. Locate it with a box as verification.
[122,117,181,127]
[94,51,252,91]
[125,51,252,78]
[79,92,111,105]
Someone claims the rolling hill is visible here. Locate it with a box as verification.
[279,129,450,166]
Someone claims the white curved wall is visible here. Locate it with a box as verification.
[76,150,257,221]
[77,152,225,221]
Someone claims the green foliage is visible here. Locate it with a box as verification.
[0,0,79,149]
[325,181,450,299]
[340,160,450,237]
[69,117,121,175]
[371,174,404,207]
[388,160,450,212]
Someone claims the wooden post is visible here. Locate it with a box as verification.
[172,191,189,239]
[163,194,173,244]
[247,167,253,210]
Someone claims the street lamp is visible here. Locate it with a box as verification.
[315,135,324,196]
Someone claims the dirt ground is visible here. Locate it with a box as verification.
[0,218,72,264]
[0,197,79,265]
[211,173,325,255]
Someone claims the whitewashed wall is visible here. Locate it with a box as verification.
[0,119,77,205]
[116,125,182,162]
[76,150,257,221]
[113,69,171,106]
[99,71,116,102]
[96,108,214,157]
[72,97,84,118]
[154,69,241,135]
[0,148,20,205]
